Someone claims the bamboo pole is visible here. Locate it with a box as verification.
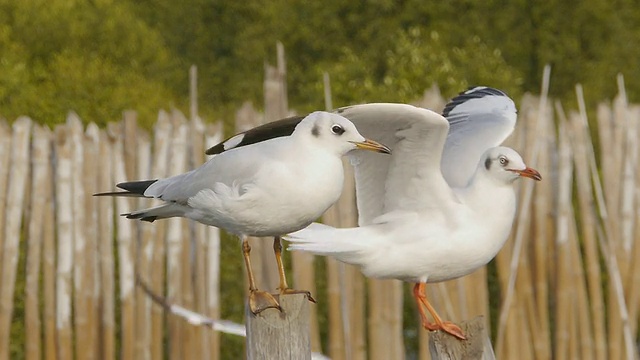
[25,125,52,360]
[54,124,74,360]
[567,106,607,359]
[98,127,116,360]
[112,124,136,360]
[201,120,224,360]
[149,111,172,360]
[552,110,573,360]
[178,110,196,360]
[0,117,31,360]
[166,113,189,360]
[0,121,10,260]
[66,113,92,360]
[43,187,57,360]
[626,105,640,339]
[134,129,152,360]
[82,123,101,358]
[576,84,637,360]
[84,123,101,359]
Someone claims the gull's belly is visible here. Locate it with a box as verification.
[189,156,344,237]
[361,216,513,283]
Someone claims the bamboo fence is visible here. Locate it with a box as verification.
[0,64,639,359]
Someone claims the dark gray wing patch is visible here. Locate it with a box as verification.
[442,86,509,118]
[205,115,306,155]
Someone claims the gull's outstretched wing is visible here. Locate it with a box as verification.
[336,103,455,225]
[441,86,517,188]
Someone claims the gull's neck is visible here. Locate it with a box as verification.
[457,166,517,217]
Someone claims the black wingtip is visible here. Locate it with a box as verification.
[442,86,510,118]
[205,115,305,155]
[122,213,157,222]
[116,179,158,195]
[93,191,142,197]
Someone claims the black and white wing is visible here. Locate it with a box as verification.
[441,86,517,188]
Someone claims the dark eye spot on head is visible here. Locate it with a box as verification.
[331,124,345,135]
[311,125,319,137]
[484,157,491,170]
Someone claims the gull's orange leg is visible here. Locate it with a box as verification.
[412,282,466,340]
[242,238,281,314]
[272,236,316,302]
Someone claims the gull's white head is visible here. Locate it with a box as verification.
[295,111,391,155]
[481,146,542,183]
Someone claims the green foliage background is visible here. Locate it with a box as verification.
[2,0,639,126]
[3,0,640,358]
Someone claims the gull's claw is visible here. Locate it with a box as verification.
[249,290,281,314]
[423,320,467,340]
[278,288,317,303]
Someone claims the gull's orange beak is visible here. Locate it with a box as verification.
[510,167,542,181]
[351,139,392,154]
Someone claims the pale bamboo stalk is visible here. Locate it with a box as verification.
[25,126,51,360]
[0,117,31,360]
[98,128,116,360]
[190,65,198,120]
[65,113,91,360]
[516,301,533,360]
[514,234,538,360]
[575,84,637,360]
[149,111,172,360]
[178,111,195,360]
[461,267,488,324]
[204,122,223,360]
[166,115,189,360]
[532,64,557,359]
[83,123,100,360]
[112,126,136,360]
[348,276,367,358]
[134,129,152,360]
[568,218,595,360]
[626,105,640,339]
[566,104,607,359]
[333,164,364,360]
[54,124,74,360]
[43,187,57,360]
[0,121,10,259]
[123,110,138,179]
[552,114,572,360]
[190,115,208,360]
[532,98,554,360]
[619,105,636,257]
[367,279,404,360]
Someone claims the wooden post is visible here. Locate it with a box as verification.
[428,317,494,360]
[245,294,311,360]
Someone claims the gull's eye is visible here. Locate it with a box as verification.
[499,156,508,166]
[331,124,345,135]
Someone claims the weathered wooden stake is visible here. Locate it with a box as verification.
[429,316,495,360]
[246,294,311,360]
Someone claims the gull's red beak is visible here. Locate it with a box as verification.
[511,167,542,181]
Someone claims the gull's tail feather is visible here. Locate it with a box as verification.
[285,222,375,266]
[94,179,158,197]
[123,203,184,222]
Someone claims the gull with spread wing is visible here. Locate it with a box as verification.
[95,111,390,314]
[284,88,541,339]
